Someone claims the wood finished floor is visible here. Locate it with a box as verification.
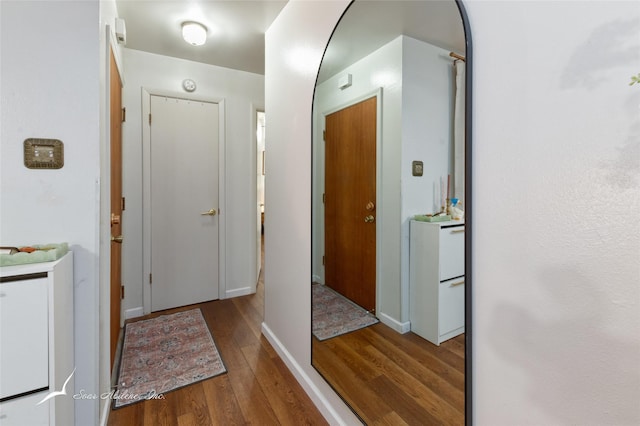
[313,325,465,425]
[107,266,327,426]
[108,234,464,426]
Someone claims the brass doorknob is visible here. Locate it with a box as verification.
[364,215,375,223]
[200,209,217,216]
[111,235,124,243]
[365,201,375,211]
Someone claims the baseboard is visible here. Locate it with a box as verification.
[260,322,350,425]
[99,398,110,426]
[225,286,255,299]
[311,274,323,284]
[124,307,144,320]
[378,312,411,334]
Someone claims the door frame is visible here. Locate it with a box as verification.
[319,88,382,316]
[253,105,265,287]
[141,88,227,314]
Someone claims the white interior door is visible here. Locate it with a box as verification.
[150,95,219,311]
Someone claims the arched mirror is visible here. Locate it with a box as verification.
[311,0,472,423]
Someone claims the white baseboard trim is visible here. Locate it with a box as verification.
[225,286,255,299]
[260,322,349,425]
[378,312,411,334]
[124,307,144,320]
[311,274,323,284]
[99,398,110,426]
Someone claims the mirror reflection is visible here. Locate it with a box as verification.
[311,1,468,423]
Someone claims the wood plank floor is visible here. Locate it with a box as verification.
[108,263,327,426]
[312,324,465,425]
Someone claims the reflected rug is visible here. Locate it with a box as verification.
[114,308,226,408]
[312,283,379,341]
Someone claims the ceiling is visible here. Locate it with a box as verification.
[115,1,465,78]
[115,0,287,75]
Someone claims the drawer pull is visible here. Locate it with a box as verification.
[449,280,465,287]
[450,229,465,233]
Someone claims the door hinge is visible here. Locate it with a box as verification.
[121,107,126,123]
[323,130,326,141]
[121,197,126,211]
[148,113,152,125]
[322,193,325,204]
[120,285,125,299]
[322,255,325,265]
[149,273,152,285]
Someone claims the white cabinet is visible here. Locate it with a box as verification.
[0,253,74,426]
[409,220,465,345]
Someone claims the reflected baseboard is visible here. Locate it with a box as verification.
[225,286,255,299]
[378,312,411,334]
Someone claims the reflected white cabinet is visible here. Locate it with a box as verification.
[0,253,74,426]
[409,220,465,345]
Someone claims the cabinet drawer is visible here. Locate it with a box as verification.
[0,278,49,399]
[439,226,465,281]
[438,277,465,337]
[0,391,49,426]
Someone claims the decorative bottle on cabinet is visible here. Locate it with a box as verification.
[409,220,465,345]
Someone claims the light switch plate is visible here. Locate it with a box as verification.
[412,160,423,176]
[24,138,64,169]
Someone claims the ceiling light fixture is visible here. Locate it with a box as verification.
[182,21,207,46]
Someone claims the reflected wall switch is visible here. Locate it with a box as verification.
[412,161,423,176]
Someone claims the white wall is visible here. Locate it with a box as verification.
[264,0,640,425]
[263,1,361,424]
[120,49,265,314]
[0,1,101,424]
[466,1,640,423]
[400,37,455,323]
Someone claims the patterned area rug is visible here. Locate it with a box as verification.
[312,283,379,341]
[114,308,226,408]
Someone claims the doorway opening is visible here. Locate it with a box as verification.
[256,110,266,284]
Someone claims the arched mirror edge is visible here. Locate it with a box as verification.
[309,1,474,424]
[456,0,474,424]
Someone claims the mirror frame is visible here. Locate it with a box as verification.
[311,1,473,424]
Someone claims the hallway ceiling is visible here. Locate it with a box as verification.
[115,0,287,75]
[115,1,465,77]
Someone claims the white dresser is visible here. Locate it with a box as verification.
[0,253,74,426]
[409,220,465,345]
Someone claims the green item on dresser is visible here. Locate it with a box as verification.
[0,243,69,266]
[413,214,452,222]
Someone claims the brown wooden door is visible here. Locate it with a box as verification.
[109,49,123,369]
[324,96,377,312]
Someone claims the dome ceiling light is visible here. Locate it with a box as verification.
[182,21,207,46]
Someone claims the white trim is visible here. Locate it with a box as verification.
[99,396,110,426]
[378,312,411,334]
[319,88,383,316]
[312,274,323,284]
[252,103,265,293]
[260,323,351,426]
[123,307,144,320]
[107,26,125,87]
[225,286,254,299]
[141,88,227,312]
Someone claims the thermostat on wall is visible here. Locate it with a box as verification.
[24,138,64,169]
